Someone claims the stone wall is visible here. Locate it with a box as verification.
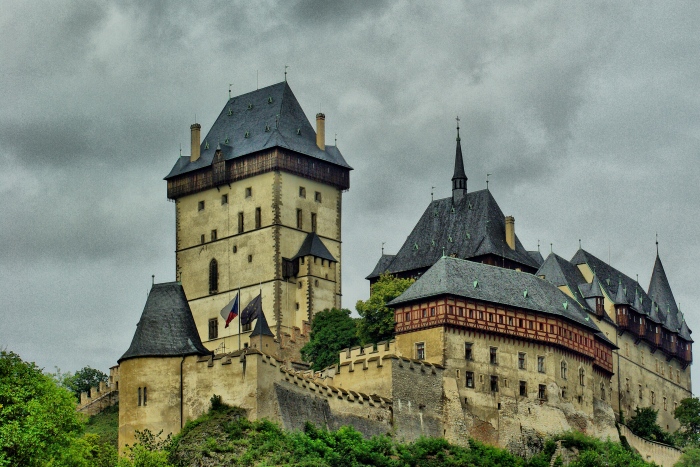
[77,380,119,416]
[619,423,681,467]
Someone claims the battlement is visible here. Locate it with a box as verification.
[339,339,397,363]
[77,380,119,416]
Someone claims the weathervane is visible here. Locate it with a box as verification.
[456,116,460,140]
[431,186,435,201]
[486,173,491,190]
[284,65,289,81]
[656,232,659,254]
[537,239,540,252]
[550,243,553,254]
[381,242,385,255]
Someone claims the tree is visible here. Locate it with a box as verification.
[626,406,672,445]
[674,397,700,447]
[0,350,85,466]
[355,273,414,344]
[301,308,360,371]
[676,447,700,467]
[63,366,109,402]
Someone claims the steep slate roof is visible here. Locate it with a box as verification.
[390,257,601,333]
[648,254,680,324]
[452,132,467,182]
[292,232,336,262]
[527,250,545,267]
[537,253,590,310]
[119,282,211,363]
[368,189,539,279]
[366,254,396,280]
[165,81,351,180]
[250,307,274,338]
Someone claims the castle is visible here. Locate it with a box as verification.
[116,82,693,457]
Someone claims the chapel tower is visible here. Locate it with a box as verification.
[164,82,351,354]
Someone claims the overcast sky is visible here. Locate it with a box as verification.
[2,1,699,390]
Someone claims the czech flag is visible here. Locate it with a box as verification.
[220,293,240,328]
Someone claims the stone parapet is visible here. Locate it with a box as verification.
[618,424,681,467]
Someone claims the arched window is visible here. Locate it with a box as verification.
[209,259,218,294]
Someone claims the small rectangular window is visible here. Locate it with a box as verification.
[200,234,205,244]
[315,191,322,202]
[297,209,303,229]
[299,186,306,198]
[458,307,464,317]
[238,212,244,233]
[209,318,218,339]
[138,387,142,406]
[255,207,261,229]
[211,229,217,241]
[639,384,643,401]
[143,386,147,406]
[518,352,526,370]
[490,375,498,392]
[198,200,205,211]
[404,312,411,321]
[243,323,251,332]
[416,342,425,360]
[221,194,228,205]
[651,391,656,405]
[537,356,545,373]
[538,384,546,400]
[519,381,527,397]
[248,255,253,263]
[490,347,497,365]
[311,213,317,232]
[245,187,252,198]
[466,371,474,388]
[430,307,436,317]
[508,317,513,325]
[464,343,473,361]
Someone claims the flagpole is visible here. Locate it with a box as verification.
[238,283,241,351]
[259,283,263,351]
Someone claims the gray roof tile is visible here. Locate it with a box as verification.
[165,82,351,180]
[292,232,336,263]
[390,257,601,333]
[368,190,539,279]
[250,307,274,338]
[119,282,211,362]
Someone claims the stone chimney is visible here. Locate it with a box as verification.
[190,123,201,162]
[505,216,515,250]
[316,113,325,150]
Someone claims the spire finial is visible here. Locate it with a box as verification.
[335,133,337,145]
[151,274,155,286]
[656,232,659,255]
[550,243,553,254]
[456,116,460,141]
[229,84,233,99]
[431,186,435,201]
[381,242,385,255]
[486,173,491,190]
[284,65,289,82]
[579,239,582,249]
[537,239,540,252]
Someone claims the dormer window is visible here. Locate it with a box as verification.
[595,297,604,316]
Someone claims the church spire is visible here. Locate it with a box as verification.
[452,117,467,203]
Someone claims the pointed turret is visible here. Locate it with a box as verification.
[452,121,467,203]
[648,253,679,318]
[633,287,644,312]
[249,306,276,354]
[614,279,627,305]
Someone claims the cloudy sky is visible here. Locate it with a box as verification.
[2,1,699,390]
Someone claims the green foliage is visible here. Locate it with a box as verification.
[210,394,225,412]
[675,447,700,467]
[674,397,700,447]
[85,403,119,448]
[627,406,674,445]
[356,273,415,344]
[0,350,86,467]
[120,429,174,467]
[62,366,109,402]
[301,308,361,371]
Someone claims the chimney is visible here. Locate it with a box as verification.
[316,113,325,150]
[505,216,515,250]
[190,123,201,162]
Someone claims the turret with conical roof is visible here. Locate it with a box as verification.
[452,121,467,203]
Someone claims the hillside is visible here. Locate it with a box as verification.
[123,401,656,467]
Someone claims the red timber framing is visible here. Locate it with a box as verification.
[617,305,692,367]
[167,148,350,200]
[394,296,614,374]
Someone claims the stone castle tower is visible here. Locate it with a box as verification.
[164,81,351,355]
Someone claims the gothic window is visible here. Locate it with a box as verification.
[255,207,261,229]
[209,259,218,294]
[208,318,218,339]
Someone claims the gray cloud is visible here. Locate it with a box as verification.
[1,1,699,393]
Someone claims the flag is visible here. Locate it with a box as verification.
[220,293,239,328]
[240,293,262,326]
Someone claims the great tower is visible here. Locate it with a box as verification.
[164,82,351,355]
